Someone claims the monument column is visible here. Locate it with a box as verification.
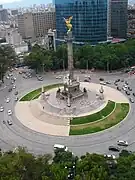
[66,31,74,81]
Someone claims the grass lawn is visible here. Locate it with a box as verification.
[71,101,115,125]
[70,103,129,135]
[20,83,63,101]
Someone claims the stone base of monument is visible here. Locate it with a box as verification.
[39,85,106,117]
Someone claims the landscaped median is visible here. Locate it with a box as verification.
[71,101,115,125]
[70,103,129,135]
[20,83,63,101]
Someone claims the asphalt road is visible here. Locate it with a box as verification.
[0,70,135,156]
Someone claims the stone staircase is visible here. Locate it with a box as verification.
[29,100,70,126]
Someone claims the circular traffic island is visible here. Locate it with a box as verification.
[15,82,130,136]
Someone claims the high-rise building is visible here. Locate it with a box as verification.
[0,9,8,22]
[17,13,34,39]
[17,11,56,40]
[127,5,135,38]
[111,0,128,38]
[55,0,107,44]
[32,11,56,37]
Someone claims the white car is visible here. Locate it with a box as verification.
[122,87,127,91]
[15,97,18,101]
[8,110,12,116]
[0,106,4,112]
[104,154,116,159]
[7,119,12,125]
[13,85,16,89]
[56,76,62,79]
[54,144,68,151]
[6,98,10,103]
[117,140,128,146]
[100,81,106,85]
[124,84,128,88]
[6,76,10,79]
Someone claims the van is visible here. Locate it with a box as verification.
[54,144,68,151]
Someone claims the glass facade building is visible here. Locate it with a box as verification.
[55,0,107,44]
[111,0,128,39]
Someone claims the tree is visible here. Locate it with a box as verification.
[0,45,16,82]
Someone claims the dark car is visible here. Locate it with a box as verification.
[8,88,12,92]
[128,87,132,91]
[109,146,120,152]
[133,93,135,97]
[84,79,89,82]
[126,91,130,95]
[99,78,104,81]
[14,91,18,95]
[117,87,121,91]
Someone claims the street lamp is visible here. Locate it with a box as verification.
[42,63,44,74]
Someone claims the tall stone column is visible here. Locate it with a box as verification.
[67,31,74,81]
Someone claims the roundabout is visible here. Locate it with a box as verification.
[15,82,129,137]
[1,70,135,156]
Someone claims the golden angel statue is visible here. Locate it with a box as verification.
[63,16,73,33]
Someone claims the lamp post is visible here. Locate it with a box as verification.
[42,63,44,74]
[107,61,109,73]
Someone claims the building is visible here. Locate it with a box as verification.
[107,0,111,37]
[55,0,107,44]
[5,28,22,46]
[127,5,135,38]
[32,11,56,37]
[111,0,128,38]
[17,13,35,39]
[11,9,18,16]
[0,9,8,22]
[17,10,56,41]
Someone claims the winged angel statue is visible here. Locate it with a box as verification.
[63,16,73,33]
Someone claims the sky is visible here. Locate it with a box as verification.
[1,0,134,9]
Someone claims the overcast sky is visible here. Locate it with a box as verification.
[1,0,134,9]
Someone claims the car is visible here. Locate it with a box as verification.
[124,84,128,88]
[84,79,90,82]
[122,87,127,91]
[100,81,106,85]
[99,78,104,81]
[14,91,18,95]
[15,97,18,101]
[19,71,22,74]
[11,81,14,84]
[106,81,111,84]
[133,93,135,97]
[8,88,12,92]
[13,85,16,89]
[7,110,12,116]
[54,144,68,151]
[128,87,132,91]
[6,98,10,103]
[117,87,121,91]
[85,75,91,79]
[116,79,120,82]
[126,91,130,95]
[125,81,128,85]
[121,79,124,82]
[56,76,62,79]
[0,106,4,112]
[8,73,13,77]
[104,154,116,159]
[117,140,128,146]
[129,98,134,103]
[109,146,120,152]
[7,119,12,125]
[6,76,10,79]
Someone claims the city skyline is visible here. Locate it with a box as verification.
[0,0,134,9]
